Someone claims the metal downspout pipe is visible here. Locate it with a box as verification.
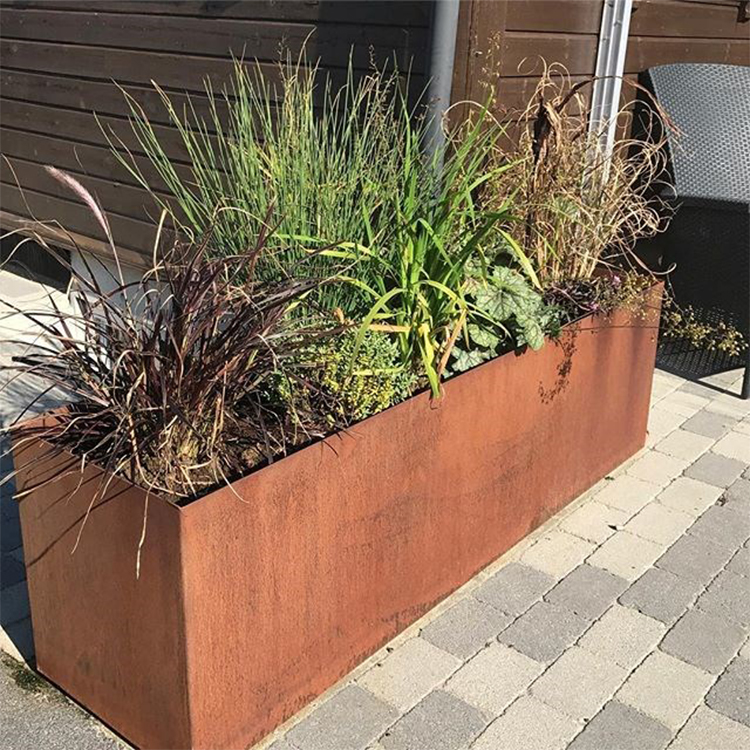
[589,0,634,171]
[425,0,462,166]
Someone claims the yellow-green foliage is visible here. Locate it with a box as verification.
[324,330,416,421]
[285,329,416,425]
[662,302,748,357]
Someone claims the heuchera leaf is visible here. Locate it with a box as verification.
[451,346,492,372]
[474,266,542,321]
[467,323,500,349]
[515,314,545,350]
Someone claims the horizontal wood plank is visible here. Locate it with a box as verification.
[0,126,196,192]
[0,1,431,26]
[1,156,171,225]
[0,182,160,254]
[495,74,593,115]
[0,98,200,162]
[0,38,286,95]
[505,0,603,34]
[630,0,750,40]
[502,32,599,77]
[0,127,198,207]
[0,9,428,72]
[625,35,750,71]
[1,70,229,128]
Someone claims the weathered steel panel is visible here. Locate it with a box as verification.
[15,291,661,749]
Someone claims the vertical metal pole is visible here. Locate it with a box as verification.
[589,0,633,170]
[425,0,461,167]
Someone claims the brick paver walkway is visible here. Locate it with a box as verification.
[1,367,749,750]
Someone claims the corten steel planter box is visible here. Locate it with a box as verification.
[14,290,660,750]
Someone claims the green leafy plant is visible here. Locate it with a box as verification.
[450,266,561,373]
[106,54,421,314]
[352,107,514,395]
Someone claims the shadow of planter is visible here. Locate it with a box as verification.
[13,286,661,750]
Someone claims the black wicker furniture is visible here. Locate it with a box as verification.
[638,63,750,399]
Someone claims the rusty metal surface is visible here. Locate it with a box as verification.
[14,421,191,750]
[15,293,661,749]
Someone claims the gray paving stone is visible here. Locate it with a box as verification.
[473,563,554,617]
[656,429,713,462]
[619,567,701,624]
[594,475,661,516]
[727,546,750,577]
[498,601,589,663]
[359,638,461,712]
[706,657,750,727]
[419,598,511,660]
[624,502,693,546]
[679,380,725,399]
[684,452,745,488]
[687,504,750,550]
[722,478,750,514]
[559,501,629,544]
[444,642,543,718]
[587,530,664,582]
[627,450,689,488]
[656,532,735,586]
[702,369,744,388]
[658,389,709,418]
[544,564,629,620]
[529,646,627,722]
[682,409,737,439]
[696,569,750,628]
[627,450,690,487]
[714,432,750,463]
[519,530,594,578]
[286,685,398,750]
[647,407,688,446]
[616,650,712,731]
[657,476,723,517]
[661,608,745,674]
[379,690,486,750]
[567,700,672,750]
[267,740,296,750]
[470,695,580,750]
[669,705,750,750]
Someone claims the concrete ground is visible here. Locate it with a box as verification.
[1,270,748,749]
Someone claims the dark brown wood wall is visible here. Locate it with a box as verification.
[451,0,604,121]
[0,0,430,260]
[452,0,748,132]
[1,1,747,261]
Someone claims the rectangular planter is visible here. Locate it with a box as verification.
[15,291,660,749]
